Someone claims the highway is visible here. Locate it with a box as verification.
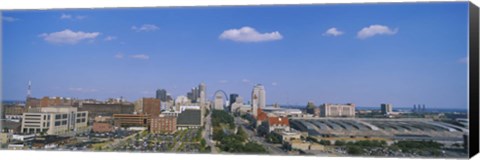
[203,109,218,153]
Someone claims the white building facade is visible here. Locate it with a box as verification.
[319,103,355,117]
[251,84,266,118]
[21,106,89,136]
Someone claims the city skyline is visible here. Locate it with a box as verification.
[2,2,469,108]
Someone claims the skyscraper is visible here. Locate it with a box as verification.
[251,84,266,118]
[380,104,393,114]
[199,82,206,102]
[214,92,224,110]
[156,89,168,102]
[229,93,239,106]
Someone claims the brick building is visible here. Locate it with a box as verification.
[38,97,74,107]
[92,122,114,133]
[134,98,161,118]
[267,116,290,132]
[150,116,176,134]
[113,114,150,128]
[78,103,134,118]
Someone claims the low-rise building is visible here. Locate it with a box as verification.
[273,130,302,142]
[8,143,24,150]
[267,116,290,132]
[21,106,88,136]
[92,122,114,133]
[4,105,25,122]
[12,134,35,142]
[113,114,150,128]
[39,96,74,107]
[287,140,325,151]
[0,133,12,144]
[319,103,355,117]
[1,120,21,133]
[256,108,268,127]
[94,116,113,122]
[78,103,134,118]
[150,115,177,134]
[177,109,201,130]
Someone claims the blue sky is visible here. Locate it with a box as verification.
[2,2,469,108]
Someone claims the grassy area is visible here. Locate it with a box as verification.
[91,141,110,151]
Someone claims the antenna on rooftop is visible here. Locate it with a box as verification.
[27,80,32,98]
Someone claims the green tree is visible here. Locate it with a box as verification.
[243,142,268,153]
[306,101,316,114]
[266,133,282,144]
[319,139,331,145]
[347,145,364,155]
[236,126,248,141]
[335,140,346,146]
[200,138,206,147]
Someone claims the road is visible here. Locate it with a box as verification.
[203,110,218,153]
[234,117,286,155]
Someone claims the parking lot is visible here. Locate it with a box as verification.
[112,128,203,153]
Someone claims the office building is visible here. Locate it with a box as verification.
[21,106,88,136]
[251,84,266,118]
[214,92,225,110]
[3,105,25,122]
[156,89,168,102]
[177,109,201,130]
[78,103,134,118]
[150,115,177,134]
[229,93,239,107]
[26,97,41,108]
[39,96,74,107]
[199,82,206,103]
[319,103,355,117]
[174,96,191,109]
[231,96,244,112]
[113,114,150,128]
[380,104,393,114]
[134,98,161,117]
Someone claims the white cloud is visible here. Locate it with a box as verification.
[60,14,87,20]
[114,53,124,59]
[39,29,100,44]
[271,82,278,86]
[323,27,344,36]
[60,14,72,19]
[357,24,398,39]
[219,80,228,84]
[68,87,97,93]
[130,54,150,60]
[104,36,117,41]
[219,26,283,42]
[242,79,251,84]
[2,16,19,22]
[131,24,159,32]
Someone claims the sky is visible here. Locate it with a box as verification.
[2,2,469,109]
